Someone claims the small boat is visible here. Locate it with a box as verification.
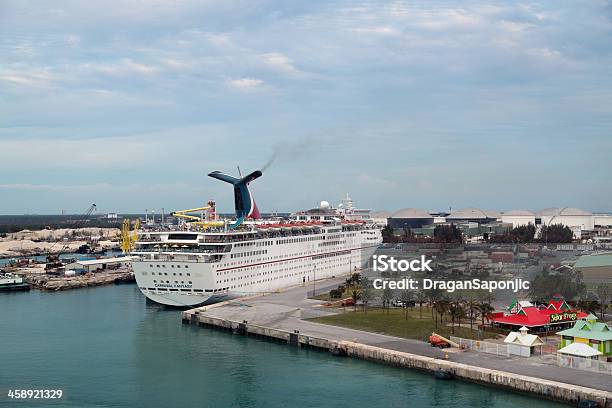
[434,369,454,380]
[0,272,30,292]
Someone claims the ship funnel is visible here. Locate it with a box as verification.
[208,169,262,229]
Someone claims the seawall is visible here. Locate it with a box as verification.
[182,310,612,407]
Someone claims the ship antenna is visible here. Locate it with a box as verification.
[237,165,242,177]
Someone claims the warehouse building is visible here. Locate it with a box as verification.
[446,208,500,224]
[501,210,536,228]
[536,207,594,237]
[371,211,391,226]
[65,256,133,274]
[573,252,612,285]
[388,208,434,230]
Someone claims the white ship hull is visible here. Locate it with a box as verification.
[133,229,381,307]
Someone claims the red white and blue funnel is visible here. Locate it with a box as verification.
[208,170,262,229]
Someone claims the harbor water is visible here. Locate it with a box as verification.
[0,285,566,407]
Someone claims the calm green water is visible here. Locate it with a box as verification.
[0,285,564,408]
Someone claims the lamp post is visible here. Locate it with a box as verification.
[312,265,316,297]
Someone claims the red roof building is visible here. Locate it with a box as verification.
[489,295,588,333]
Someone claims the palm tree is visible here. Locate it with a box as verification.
[382,288,393,314]
[466,295,477,330]
[476,302,494,326]
[434,298,449,329]
[425,288,443,321]
[361,279,373,313]
[415,291,427,319]
[351,289,360,312]
[400,290,413,320]
[448,302,465,334]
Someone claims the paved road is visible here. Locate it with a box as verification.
[193,276,612,393]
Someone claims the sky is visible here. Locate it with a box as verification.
[1,0,611,215]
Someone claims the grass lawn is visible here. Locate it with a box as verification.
[308,306,491,342]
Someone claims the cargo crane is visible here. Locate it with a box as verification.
[45,204,97,272]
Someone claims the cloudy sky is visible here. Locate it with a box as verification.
[1,0,611,215]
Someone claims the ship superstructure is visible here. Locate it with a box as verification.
[131,170,382,306]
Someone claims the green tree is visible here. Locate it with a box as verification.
[466,295,477,330]
[529,268,585,302]
[448,302,466,334]
[382,288,394,313]
[415,291,428,319]
[539,224,573,243]
[433,224,463,244]
[476,299,494,326]
[361,278,373,313]
[351,289,360,312]
[381,225,395,243]
[434,298,450,329]
[400,290,413,320]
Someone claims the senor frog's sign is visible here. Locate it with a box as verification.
[549,312,577,323]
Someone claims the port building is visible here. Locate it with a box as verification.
[489,297,588,333]
[388,208,434,229]
[573,252,612,284]
[447,208,500,223]
[65,256,133,274]
[536,208,594,238]
[371,211,391,226]
[557,314,612,356]
[503,326,545,357]
[501,210,536,228]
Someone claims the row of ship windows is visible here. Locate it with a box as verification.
[220,249,339,269]
[149,264,189,269]
[229,231,363,248]
[143,287,229,293]
[218,246,362,268]
[231,250,267,259]
[218,253,356,282]
[278,236,324,245]
[149,271,190,276]
[319,240,344,247]
[218,256,352,287]
[153,280,193,284]
[236,241,272,248]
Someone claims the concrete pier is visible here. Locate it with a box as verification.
[182,278,612,407]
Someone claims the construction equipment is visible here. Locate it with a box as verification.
[46,203,97,256]
[171,200,224,229]
[429,332,460,348]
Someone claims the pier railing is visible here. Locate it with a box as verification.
[556,354,612,375]
[450,336,509,356]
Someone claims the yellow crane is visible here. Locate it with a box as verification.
[120,218,140,253]
[171,200,224,229]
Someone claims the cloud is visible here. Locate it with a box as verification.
[260,52,302,76]
[85,59,160,77]
[227,77,265,91]
[0,68,55,88]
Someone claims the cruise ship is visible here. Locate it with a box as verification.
[132,169,382,306]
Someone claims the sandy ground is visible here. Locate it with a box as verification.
[0,228,120,257]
